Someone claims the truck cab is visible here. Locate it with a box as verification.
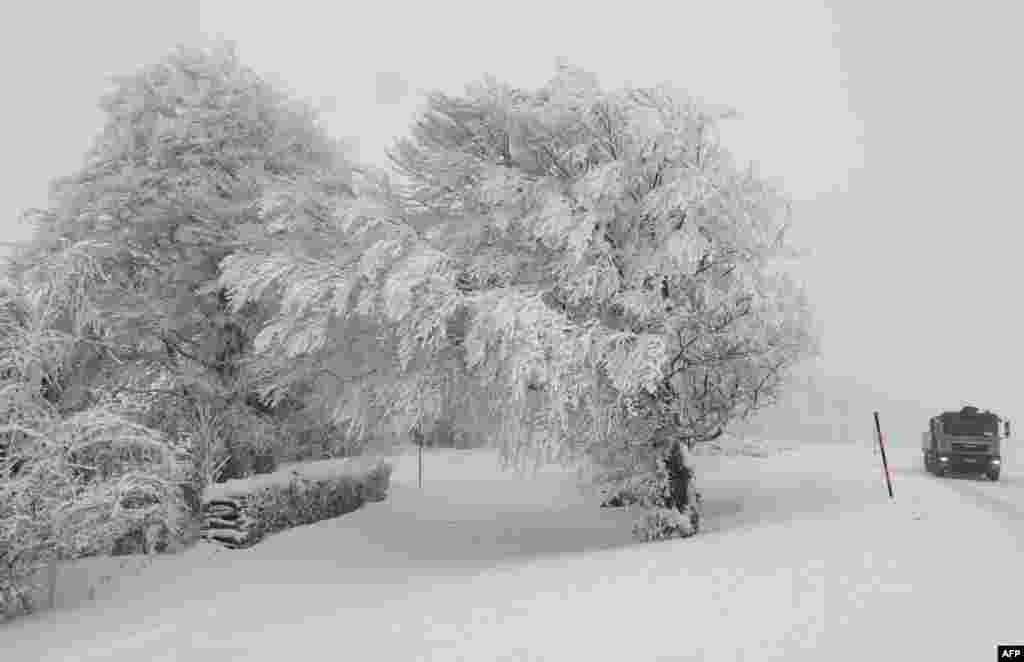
[922,406,1007,481]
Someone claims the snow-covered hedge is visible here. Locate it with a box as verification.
[201,458,392,548]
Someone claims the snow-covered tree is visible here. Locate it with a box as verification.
[220,62,817,539]
[0,265,185,618]
[9,43,360,486]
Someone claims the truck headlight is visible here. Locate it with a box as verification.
[939,456,949,462]
[991,458,1001,465]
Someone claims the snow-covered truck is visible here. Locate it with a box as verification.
[922,406,1009,481]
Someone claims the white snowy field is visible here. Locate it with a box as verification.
[2,437,1022,661]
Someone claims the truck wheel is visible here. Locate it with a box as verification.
[987,470,1000,482]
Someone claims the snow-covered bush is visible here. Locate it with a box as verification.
[0,251,186,620]
[600,442,703,541]
[0,405,185,619]
[633,506,699,542]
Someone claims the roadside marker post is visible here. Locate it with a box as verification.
[874,411,895,499]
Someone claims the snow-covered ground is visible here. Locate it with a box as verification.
[3,436,1022,661]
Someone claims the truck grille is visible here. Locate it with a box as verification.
[951,443,989,453]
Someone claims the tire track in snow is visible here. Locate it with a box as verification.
[892,463,1024,540]
[938,477,1024,530]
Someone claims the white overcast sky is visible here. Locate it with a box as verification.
[2,0,1022,422]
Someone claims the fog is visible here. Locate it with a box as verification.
[3,0,1022,435]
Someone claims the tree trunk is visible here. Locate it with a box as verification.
[662,439,700,533]
[662,441,690,510]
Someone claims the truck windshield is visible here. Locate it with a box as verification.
[943,417,997,437]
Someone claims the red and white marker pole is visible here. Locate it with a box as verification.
[874,411,894,499]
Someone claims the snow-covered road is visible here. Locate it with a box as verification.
[947,476,1024,533]
[2,439,1021,661]
[895,440,1024,546]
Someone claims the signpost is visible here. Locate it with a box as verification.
[874,411,894,499]
[412,427,424,489]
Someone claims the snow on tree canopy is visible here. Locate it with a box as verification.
[219,61,817,539]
